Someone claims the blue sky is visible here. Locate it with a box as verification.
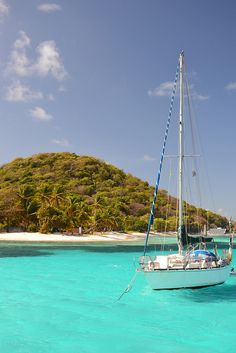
[0,0,236,219]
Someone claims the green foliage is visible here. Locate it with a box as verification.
[0,152,229,234]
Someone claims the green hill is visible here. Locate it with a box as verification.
[0,152,228,233]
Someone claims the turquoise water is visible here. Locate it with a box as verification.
[0,241,235,353]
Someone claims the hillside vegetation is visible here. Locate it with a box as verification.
[0,152,228,234]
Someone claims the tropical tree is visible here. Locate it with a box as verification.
[0,189,24,231]
[65,195,91,232]
[17,186,39,230]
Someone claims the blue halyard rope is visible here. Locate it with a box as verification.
[143,60,180,256]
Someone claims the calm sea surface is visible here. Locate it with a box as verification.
[0,238,235,353]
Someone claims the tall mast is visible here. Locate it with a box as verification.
[178,51,184,253]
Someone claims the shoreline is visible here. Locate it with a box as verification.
[0,232,147,243]
[0,232,230,244]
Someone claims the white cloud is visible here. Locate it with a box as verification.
[225,82,236,91]
[8,50,30,76]
[188,83,209,101]
[7,31,31,77]
[37,3,62,12]
[143,154,156,161]
[0,0,9,20]
[30,106,52,121]
[47,93,55,101]
[14,31,30,49]
[33,41,67,80]
[9,50,30,76]
[148,81,174,97]
[5,81,43,102]
[58,84,67,92]
[217,208,224,214]
[148,81,209,101]
[51,138,69,146]
[192,93,209,101]
[7,31,67,81]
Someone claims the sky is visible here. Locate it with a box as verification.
[0,0,236,219]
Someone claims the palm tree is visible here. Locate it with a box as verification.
[95,206,121,231]
[17,186,39,229]
[91,194,106,230]
[65,195,91,232]
[36,184,68,233]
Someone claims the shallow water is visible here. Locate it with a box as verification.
[0,242,235,353]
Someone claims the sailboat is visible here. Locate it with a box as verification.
[139,51,232,290]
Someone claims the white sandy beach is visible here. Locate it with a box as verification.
[0,232,146,243]
[0,231,226,243]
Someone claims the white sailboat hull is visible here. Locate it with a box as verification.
[143,265,230,290]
